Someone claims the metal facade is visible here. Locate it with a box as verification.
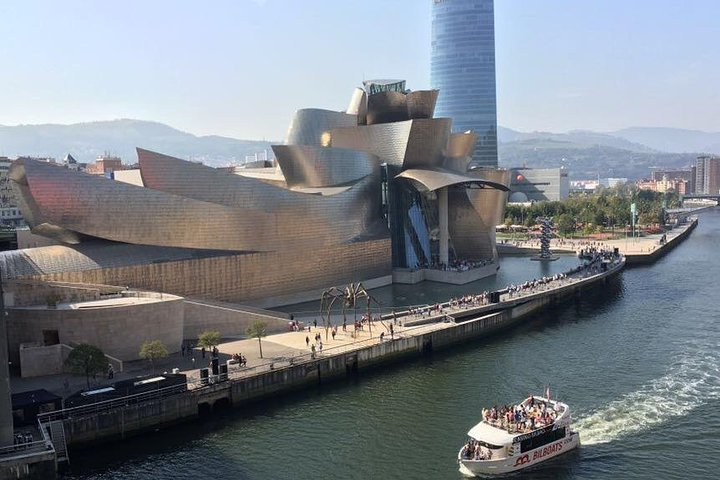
[272,145,378,188]
[5,78,510,304]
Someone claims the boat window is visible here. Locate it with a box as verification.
[469,438,503,450]
[519,427,565,453]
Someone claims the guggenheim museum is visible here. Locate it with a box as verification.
[0,79,509,308]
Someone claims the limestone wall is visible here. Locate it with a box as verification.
[183,300,290,339]
[6,297,183,364]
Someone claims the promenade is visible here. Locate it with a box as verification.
[498,217,698,264]
[183,253,622,385]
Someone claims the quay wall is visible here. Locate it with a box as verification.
[624,218,697,265]
[62,391,199,447]
[58,260,623,450]
[0,450,56,480]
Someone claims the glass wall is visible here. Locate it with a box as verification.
[431,0,498,168]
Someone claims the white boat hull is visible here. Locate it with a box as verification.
[458,431,580,477]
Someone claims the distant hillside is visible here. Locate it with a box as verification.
[609,127,720,154]
[0,119,713,179]
[498,126,656,153]
[0,119,276,167]
[498,126,705,179]
[498,138,697,180]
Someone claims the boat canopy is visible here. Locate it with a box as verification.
[467,421,517,446]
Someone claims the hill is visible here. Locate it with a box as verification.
[497,126,656,153]
[608,127,720,154]
[0,119,276,167]
[498,138,697,180]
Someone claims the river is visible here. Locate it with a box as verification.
[63,209,720,479]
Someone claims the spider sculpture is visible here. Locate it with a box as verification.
[319,282,382,339]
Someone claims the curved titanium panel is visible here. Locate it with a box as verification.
[272,145,377,188]
[14,157,384,252]
[366,91,409,125]
[447,131,479,159]
[448,167,510,261]
[395,168,509,193]
[406,90,439,119]
[346,87,367,125]
[137,149,385,245]
[404,118,452,169]
[285,108,357,146]
[330,121,413,166]
[330,118,452,170]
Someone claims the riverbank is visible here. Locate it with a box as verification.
[35,255,624,459]
[498,217,698,265]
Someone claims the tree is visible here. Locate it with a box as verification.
[555,213,576,236]
[246,320,268,359]
[65,344,107,389]
[197,330,221,350]
[139,340,169,374]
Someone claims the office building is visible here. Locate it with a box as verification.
[508,167,569,202]
[431,0,498,167]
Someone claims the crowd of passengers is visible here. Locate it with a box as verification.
[506,273,568,298]
[461,439,495,461]
[482,396,560,434]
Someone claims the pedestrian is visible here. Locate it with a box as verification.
[342,320,347,332]
[319,341,323,352]
[201,346,206,359]
[380,332,385,342]
[390,324,394,339]
[181,344,186,356]
[311,344,316,359]
[192,357,196,368]
[331,329,336,340]
[306,335,310,347]
[107,364,114,379]
[313,318,317,328]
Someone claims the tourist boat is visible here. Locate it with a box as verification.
[457,395,580,476]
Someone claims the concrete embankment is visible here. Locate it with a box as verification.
[621,218,697,265]
[49,257,625,451]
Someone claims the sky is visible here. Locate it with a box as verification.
[0,0,719,140]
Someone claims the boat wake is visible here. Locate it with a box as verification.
[576,351,720,445]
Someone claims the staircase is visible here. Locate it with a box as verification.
[47,420,70,465]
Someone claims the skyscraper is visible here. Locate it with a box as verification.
[431,0,498,167]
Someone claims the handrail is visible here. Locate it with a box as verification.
[37,383,189,422]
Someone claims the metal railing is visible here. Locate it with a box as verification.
[0,422,54,461]
[37,383,189,422]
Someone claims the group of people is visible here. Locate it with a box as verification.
[407,303,444,318]
[461,439,494,461]
[482,397,560,434]
[505,273,568,298]
[413,258,493,273]
[448,292,491,310]
[231,353,247,367]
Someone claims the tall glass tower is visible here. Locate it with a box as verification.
[431,0,498,167]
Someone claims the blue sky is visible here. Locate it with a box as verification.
[1,0,718,140]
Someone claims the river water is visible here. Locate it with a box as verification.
[64,210,720,480]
